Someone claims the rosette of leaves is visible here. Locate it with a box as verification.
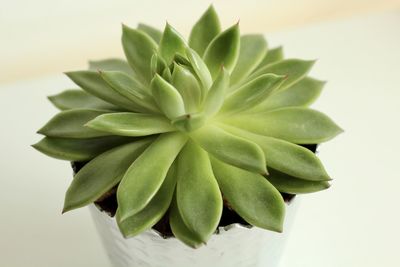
[34,6,342,248]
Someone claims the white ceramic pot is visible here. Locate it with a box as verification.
[90,198,299,267]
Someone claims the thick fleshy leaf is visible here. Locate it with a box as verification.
[48,89,118,111]
[150,53,168,76]
[188,5,221,57]
[230,35,268,85]
[65,71,137,112]
[117,132,187,221]
[250,77,325,112]
[202,67,229,117]
[151,74,186,119]
[221,74,285,113]
[172,113,206,132]
[219,125,330,181]
[186,48,212,90]
[63,138,153,212]
[190,125,266,173]
[171,64,202,113]
[170,193,204,248]
[158,23,187,64]
[32,136,133,161]
[255,46,284,70]
[211,158,285,232]
[37,109,110,138]
[137,23,162,43]
[176,141,222,242]
[223,107,343,144]
[122,25,157,84]
[86,112,175,137]
[203,24,240,79]
[117,161,177,237]
[248,59,315,91]
[266,169,330,194]
[88,58,134,76]
[100,71,159,113]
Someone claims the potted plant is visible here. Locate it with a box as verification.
[33,5,342,267]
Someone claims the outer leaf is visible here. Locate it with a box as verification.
[117,132,187,221]
[202,67,229,117]
[37,109,110,138]
[219,125,330,181]
[158,23,187,64]
[203,23,240,79]
[170,193,204,248]
[230,35,268,85]
[48,89,118,111]
[176,141,222,242]
[32,136,133,161]
[221,74,285,113]
[88,58,134,76]
[190,125,267,174]
[186,48,212,90]
[223,107,343,144]
[63,138,153,212]
[266,169,330,194]
[137,23,162,43]
[117,161,177,238]
[122,25,157,84]
[250,77,325,112]
[188,5,221,57]
[248,59,315,91]
[151,74,186,119]
[211,158,285,232]
[65,71,137,112]
[255,46,284,70]
[86,112,175,137]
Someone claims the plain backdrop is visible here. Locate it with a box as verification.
[0,4,400,267]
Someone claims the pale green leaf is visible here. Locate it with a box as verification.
[255,46,284,70]
[188,5,221,57]
[137,23,162,43]
[190,125,266,173]
[211,157,285,232]
[117,132,187,221]
[63,138,153,212]
[37,109,110,138]
[86,112,176,137]
[230,34,268,85]
[176,141,222,242]
[202,67,229,117]
[203,23,240,79]
[158,23,187,64]
[88,58,134,76]
[186,48,212,90]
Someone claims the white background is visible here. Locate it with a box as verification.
[0,9,399,267]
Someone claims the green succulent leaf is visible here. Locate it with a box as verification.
[230,34,268,85]
[202,67,229,117]
[37,109,110,138]
[137,23,162,43]
[65,71,138,112]
[117,132,187,221]
[250,77,325,112]
[211,157,285,232]
[63,138,153,213]
[172,113,206,132]
[255,46,284,70]
[176,141,222,242]
[86,112,175,137]
[88,58,134,76]
[151,74,186,119]
[186,48,213,90]
[158,23,187,64]
[191,125,267,174]
[150,53,168,76]
[203,23,240,79]
[117,161,177,238]
[48,89,118,111]
[223,107,343,144]
[171,63,202,113]
[249,59,315,91]
[169,193,204,248]
[122,25,157,84]
[221,74,285,113]
[189,5,221,57]
[266,169,330,194]
[32,136,133,161]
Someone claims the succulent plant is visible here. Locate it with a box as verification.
[34,6,342,248]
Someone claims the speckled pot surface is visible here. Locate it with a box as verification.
[89,198,299,267]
